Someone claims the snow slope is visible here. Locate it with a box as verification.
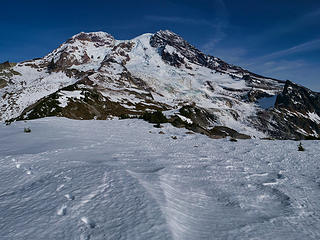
[1,118,320,239]
[0,65,76,120]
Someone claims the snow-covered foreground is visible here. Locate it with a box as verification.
[0,118,320,240]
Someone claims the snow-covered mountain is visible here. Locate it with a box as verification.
[1,30,319,139]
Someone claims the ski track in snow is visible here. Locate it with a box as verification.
[0,117,320,239]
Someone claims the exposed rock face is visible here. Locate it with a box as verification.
[150,30,210,68]
[0,61,14,70]
[67,32,114,46]
[170,105,251,139]
[0,61,19,89]
[1,30,319,139]
[247,89,272,102]
[49,32,116,70]
[249,81,320,139]
[276,80,320,114]
[151,30,284,91]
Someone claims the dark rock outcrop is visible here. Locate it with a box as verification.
[275,80,320,115]
[251,81,320,139]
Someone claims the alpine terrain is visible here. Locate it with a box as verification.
[1,30,320,240]
[1,118,320,239]
[1,30,320,139]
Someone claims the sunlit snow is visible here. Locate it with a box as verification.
[1,118,320,239]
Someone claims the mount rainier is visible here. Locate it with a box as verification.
[1,30,320,139]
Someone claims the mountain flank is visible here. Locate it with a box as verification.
[1,30,319,140]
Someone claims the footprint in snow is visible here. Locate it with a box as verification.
[57,205,67,216]
[12,159,21,169]
[56,184,64,192]
[80,231,91,240]
[81,217,96,229]
[64,176,72,181]
[64,193,75,200]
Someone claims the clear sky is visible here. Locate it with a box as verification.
[1,0,319,90]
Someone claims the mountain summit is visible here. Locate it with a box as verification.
[1,30,319,139]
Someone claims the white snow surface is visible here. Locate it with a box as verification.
[58,90,84,107]
[307,112,320,124]
[1,117,320,239]
[176,114,193,124]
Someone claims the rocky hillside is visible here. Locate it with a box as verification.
[1,30,319,139]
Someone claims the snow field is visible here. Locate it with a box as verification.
[0,118,320,239]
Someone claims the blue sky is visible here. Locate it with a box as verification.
[1,0,320,90]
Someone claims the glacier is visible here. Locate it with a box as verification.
[1,117,320,239]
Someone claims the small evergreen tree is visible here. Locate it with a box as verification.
[298,142,305,151]
[24,127,31,133]
[119,114,130,119]
[141,110,167,124]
